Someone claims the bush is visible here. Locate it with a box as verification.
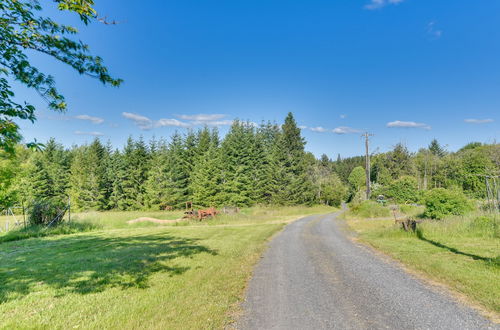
[350,200,391,218]
[422,188,474,220]
[28,199,67,226]
[348,166,366,190]
[384,176,422,204]
[321,174,348,207]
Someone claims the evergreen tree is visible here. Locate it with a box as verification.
[163,132,190,207]
[385,143,415,179]
[218,121,257,206]
[189,137,222,207]
[118,137,150,210]
[429,139,446,157]
[108,149,127,210]
[256,122,281,204]
[68,139,109,210]
[144,139,170,209]
[271,113,315,205]
[28,139,70,202]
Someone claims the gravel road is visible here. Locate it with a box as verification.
[238,213,496,330]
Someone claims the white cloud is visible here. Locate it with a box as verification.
[364,0,404,10]
[176,114,226,121]
[340,114,347,119]
[387,120,431,130]
[203,120,235,126]
[300,125,361,134]
[74,131,104,136]
[156,118,191,128]
[122,112,236,130]
[464,118,494,124]
[175,113,237,127]
[311,126,329,133]
[74,114,104,124]
[427,21,443,39]
[333,126,362,134]
[122,112,154,130]
[190,119,235,126]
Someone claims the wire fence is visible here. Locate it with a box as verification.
[0,198,71,233]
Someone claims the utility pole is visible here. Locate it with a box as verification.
[362,132,374,200]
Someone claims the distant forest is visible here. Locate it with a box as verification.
[0,113,499,211]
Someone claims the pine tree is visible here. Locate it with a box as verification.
[385,143,415,179]
[257,122,282,204]
[144,139,170,209]
[163,132,189,208]
[218,121,257,206]
[108,149,127,210]
[118,137,150,210]
[68,139,109,210]
[429,139,446,157]
[271,113,315,205]
[28,139,70,202]
[190,137,222,207]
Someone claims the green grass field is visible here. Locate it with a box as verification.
[0,205,334,329]
[346,213,500,319]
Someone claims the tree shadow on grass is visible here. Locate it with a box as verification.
[0,232,217,303]
[415,230,499,266]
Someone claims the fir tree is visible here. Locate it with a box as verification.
[189,138,222,207]
[429,139,446,157]
[68,139,109,210]
[163,132,190,207]
[271,113,315,205]
[218,121,256,206]
[28,139,69,202]
[144,139,170,209]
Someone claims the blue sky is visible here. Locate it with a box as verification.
[16,0,500,158]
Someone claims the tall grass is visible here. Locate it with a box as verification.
[418,212,499,239]
[0,205,336,243]
[347,210,500,314]
[0,222,99,243]
[344,200,391,219]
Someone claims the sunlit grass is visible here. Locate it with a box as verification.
[0,205,334,328]
[347,212,500,316]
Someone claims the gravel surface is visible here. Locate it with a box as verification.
[238,213,497,330]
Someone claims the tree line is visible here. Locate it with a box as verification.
[0,113,346,211]
[334,139,499,204]
[1,112,498,212]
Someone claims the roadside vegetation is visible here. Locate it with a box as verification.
[347,211,499,317]
[339,140,499,318]
[343,180,499,317]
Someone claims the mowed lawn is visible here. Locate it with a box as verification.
[0,206,334,329]
[347,217,500,319]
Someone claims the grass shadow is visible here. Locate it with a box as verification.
[0,222,101,244]
[0,232,217,303]
[415,229,499,266]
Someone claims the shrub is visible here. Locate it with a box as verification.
[384,176,422,204]
[348,166,366,190]
[422,188,474,219]
[27,199,67,226]
[321,173,348,207]
[350,200,390,218]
